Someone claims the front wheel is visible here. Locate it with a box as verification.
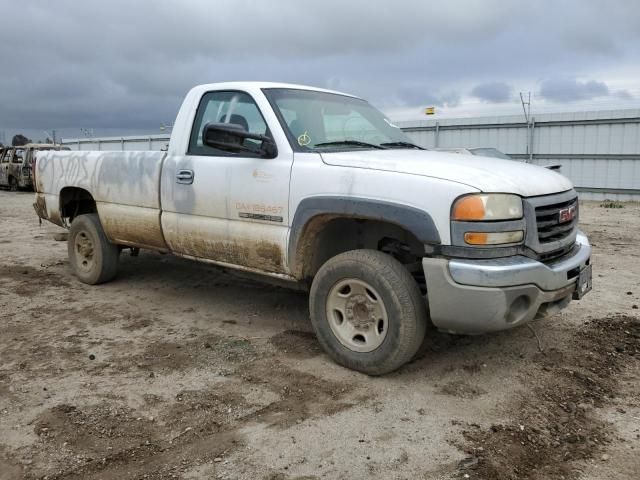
[68,214,119,285]
[309,249,427,375]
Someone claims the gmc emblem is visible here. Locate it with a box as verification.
[558,205,576,223]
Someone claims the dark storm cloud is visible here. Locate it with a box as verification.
[470,82,512,103]
[396,85,461,108]
[539,78,609,102]
[1,0,639,132]
[614,89,634,100]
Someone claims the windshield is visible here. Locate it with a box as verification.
[263,88,414,151]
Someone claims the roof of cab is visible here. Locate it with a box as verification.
[189,81,359,99]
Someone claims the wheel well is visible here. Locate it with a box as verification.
[60,187,97,225]
[295,216,426,291]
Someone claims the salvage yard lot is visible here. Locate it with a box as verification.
[0,190,638,480]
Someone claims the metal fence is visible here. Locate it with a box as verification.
[397,109,640,201]
[62,134,171,152]
[61,109,640,201]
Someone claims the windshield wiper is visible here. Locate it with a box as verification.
[379,141,424,149]
[313,140,386,150]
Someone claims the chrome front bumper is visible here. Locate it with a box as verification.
[423,231,591,334]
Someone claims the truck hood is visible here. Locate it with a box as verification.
[320,149,573,197]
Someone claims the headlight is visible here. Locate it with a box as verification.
[452,194,523,221]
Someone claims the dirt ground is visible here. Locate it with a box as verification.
[0,190,638,480]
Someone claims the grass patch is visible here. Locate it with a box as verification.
[599,200,625,209]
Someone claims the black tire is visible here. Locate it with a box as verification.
[68,214,119,285]
[8,177,17,192]
[309,249,427,375]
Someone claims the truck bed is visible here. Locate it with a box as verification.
[35,150,168,249]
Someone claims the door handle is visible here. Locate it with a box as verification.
[176,169,194,184]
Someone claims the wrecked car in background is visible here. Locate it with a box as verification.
[0,144,70,191]
[0,147,25,191]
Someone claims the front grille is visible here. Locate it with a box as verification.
[535,197,578,244]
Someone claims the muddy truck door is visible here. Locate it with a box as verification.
[160,88,294,273]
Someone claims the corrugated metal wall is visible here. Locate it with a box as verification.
[62,109,640,201]
[62,135,171,152]
[397,109,640,201]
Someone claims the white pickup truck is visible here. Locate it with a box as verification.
[34,82,592,374]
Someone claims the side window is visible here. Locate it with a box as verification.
[12,149,24,163]
[188,90,269,156]
[1,151,10,163]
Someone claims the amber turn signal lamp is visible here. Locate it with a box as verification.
[464,230,524,245]
[463,232,489,245]
[452,195,486,220]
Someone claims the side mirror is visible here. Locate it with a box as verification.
[203,123,277,158]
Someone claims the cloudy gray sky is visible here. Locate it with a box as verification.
[1,0,639,141]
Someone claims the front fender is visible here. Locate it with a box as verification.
[288,196,441,275]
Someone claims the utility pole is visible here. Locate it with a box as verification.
[519,91,531,123]
[520,92,533,163]
[43,130,57,145]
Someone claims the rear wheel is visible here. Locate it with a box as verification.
[309,249,427,375]
[68,214,119,284]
